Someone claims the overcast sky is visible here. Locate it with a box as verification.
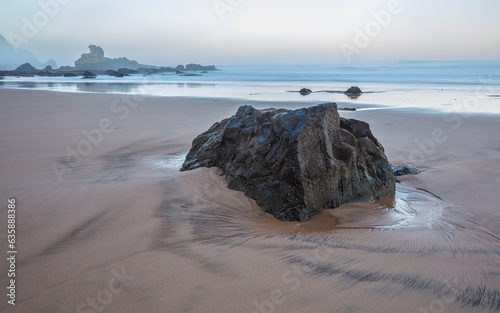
[1,0,499,66]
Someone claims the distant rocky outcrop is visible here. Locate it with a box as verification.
[82,70,97,79]
[73,45,220,72]
[0,39,220,75]
[105,69,127,77]
[181,103,395,222]
[15,63,37,73]
[45,59,58,69]
[36,65,62,77]
[74,45,145,70]
[185,63,219,71]
[117,68,138,74]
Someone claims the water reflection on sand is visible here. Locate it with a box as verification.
[0,80,217,95]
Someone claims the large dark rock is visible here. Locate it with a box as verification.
[181,103,395,221]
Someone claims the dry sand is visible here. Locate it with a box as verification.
[0,89,499,313]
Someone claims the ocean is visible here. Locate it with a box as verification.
[1,60,499,113]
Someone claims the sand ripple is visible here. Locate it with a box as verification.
[72,141,500,312]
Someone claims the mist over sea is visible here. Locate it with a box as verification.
[1,60,499,113]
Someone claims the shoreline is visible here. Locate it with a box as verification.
[2,70,500,114]
[2,87,499,116]
[1,88,499,312]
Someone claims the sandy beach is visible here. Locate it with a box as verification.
[1,88,499,313]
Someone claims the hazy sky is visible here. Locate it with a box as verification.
[1,0,499,66]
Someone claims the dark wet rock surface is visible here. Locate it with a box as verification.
[181,103,395,221]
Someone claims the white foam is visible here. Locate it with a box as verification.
[149,153,187,170]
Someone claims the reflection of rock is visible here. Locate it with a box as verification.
[300,88,312,95]
[181,103,395,222]
[345,86,363,99]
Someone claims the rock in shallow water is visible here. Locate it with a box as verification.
[344,86,363,99]
[181,103,395,221]
[344,86,363,95]
[299,88,312,95]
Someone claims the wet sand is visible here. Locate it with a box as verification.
[0,89,499,312]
